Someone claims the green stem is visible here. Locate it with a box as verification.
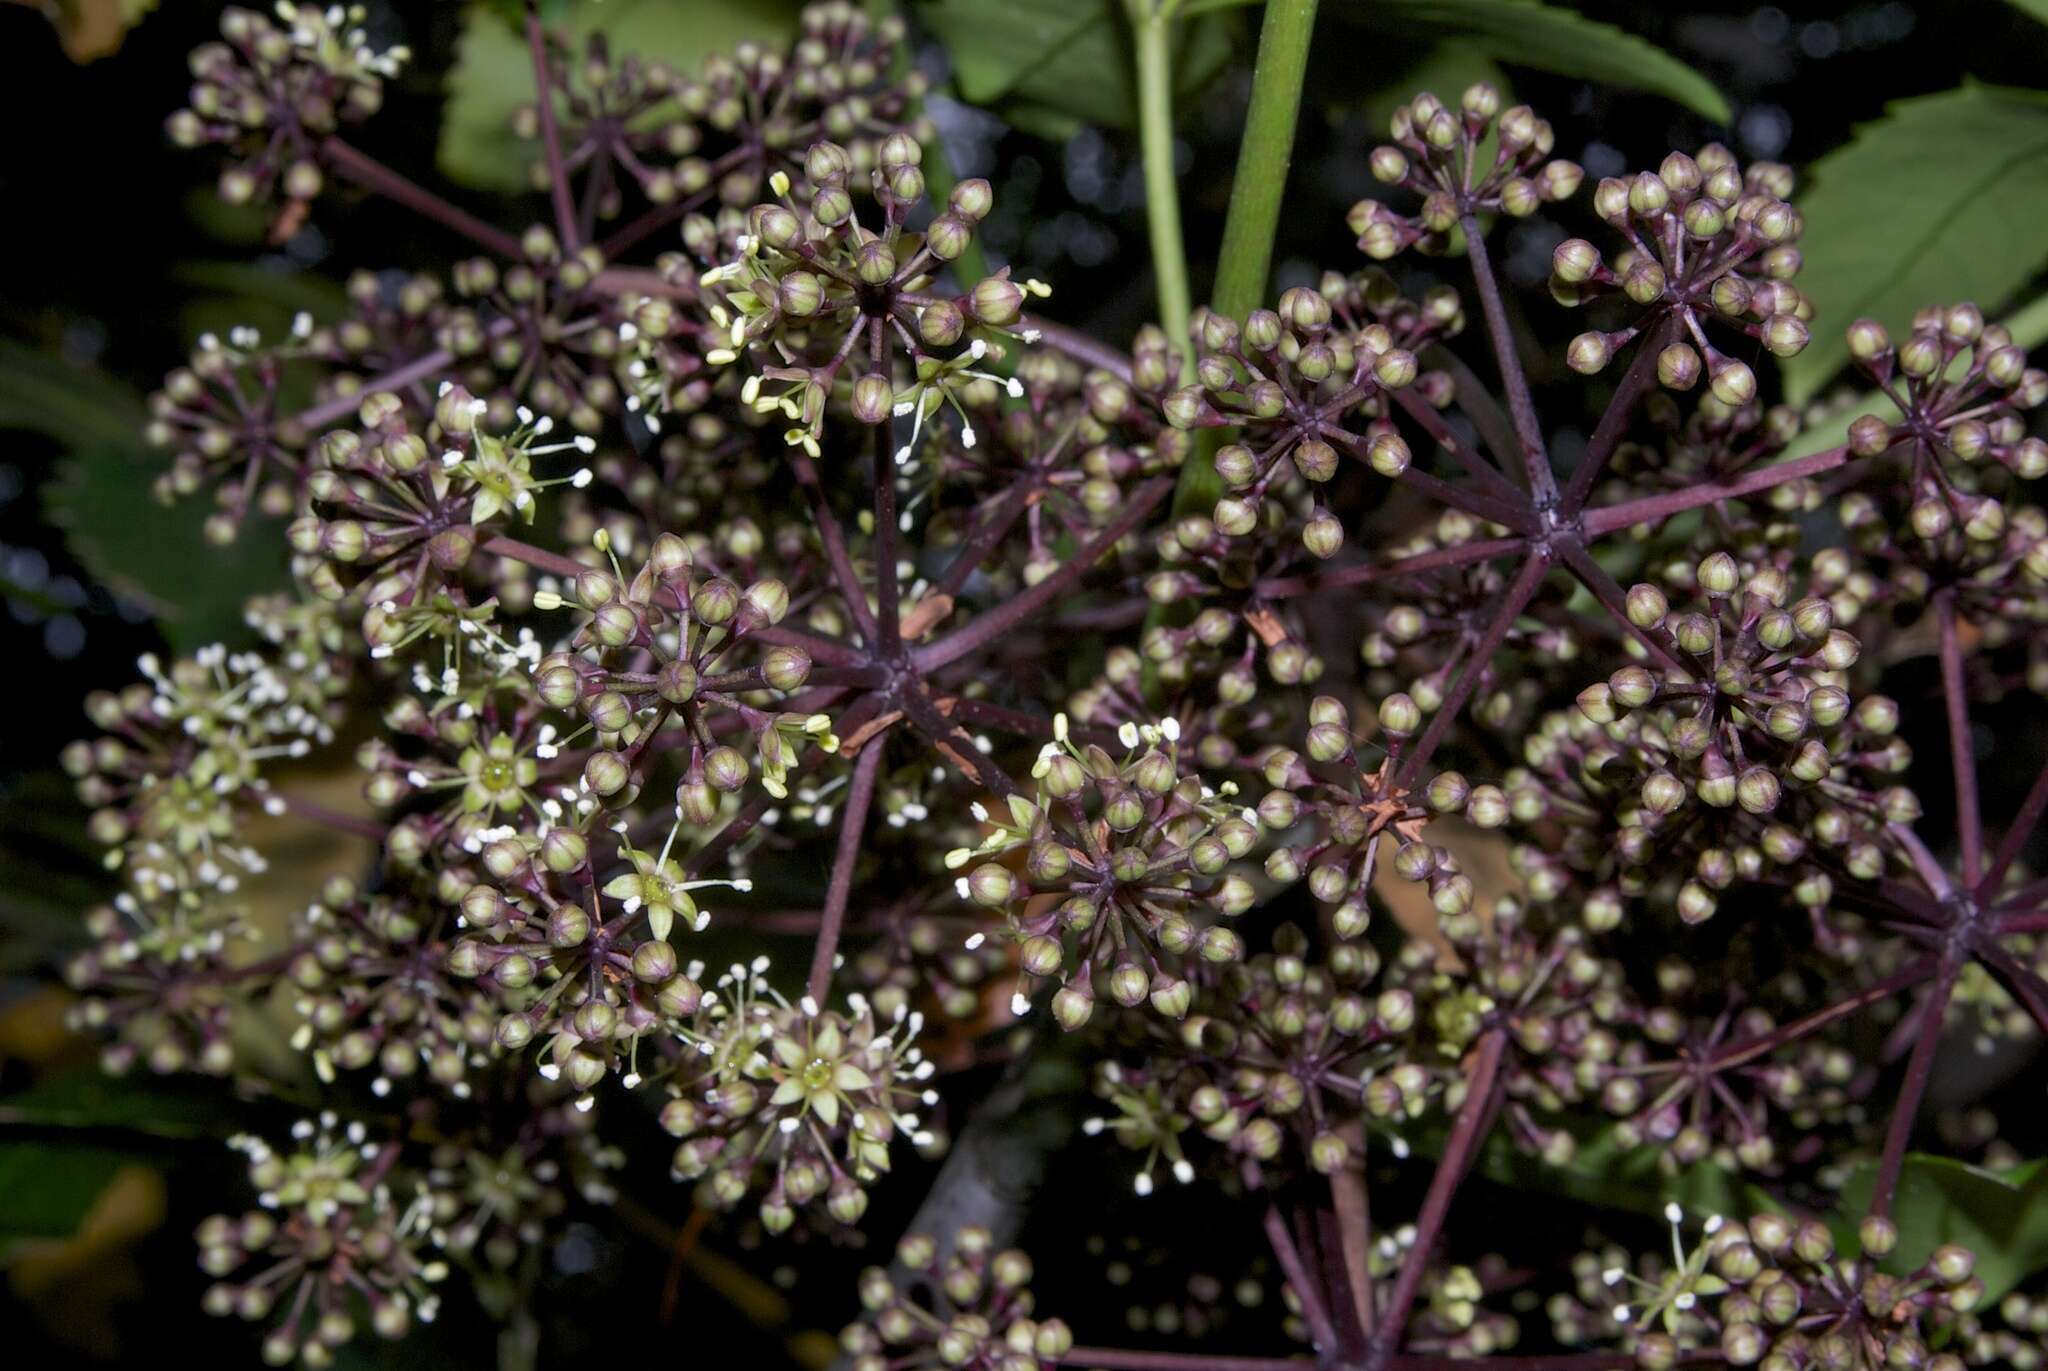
[1129,0,1195,375]
[1211,0,1320,321]
[1170,0,1319,524]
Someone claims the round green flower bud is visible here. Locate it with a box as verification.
[967,863,1015,908]
[1567,331,1612,374]
[1709,359,1757,406]
[1657,343,1701,390]
[1367,432,1412,476]
[1552,238,1601,283]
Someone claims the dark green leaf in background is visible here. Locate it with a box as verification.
[1346,0,1730,123]
[0,1142,129,1240]
[44,448,285,652]
[1179,0,1728,121]
[439,0,805,192]
[1782,83,2048,403]
[1833,1154,2048,1305]
[919,0,1240,140]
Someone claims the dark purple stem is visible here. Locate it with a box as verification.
[871,423,902,658]
[1368,1028,1507,1368]
[1582,445,1851,537]
[916,476,1172,672]
[1982,752,2048,897]
[262,790,389,843]
[1027,314,1133,381]
[1559,319,1670,516]
[1392,465,1540,536]
[807,738,882,1004]
[1263,1196,1339,1354]
[1392,550,1551,789]
[790,449,880,646]
[1935,590,1983,886]
[1059,1351,1306,1371]
[1461,216,1552,507]
[526,6,580,249]
[1389,387,1528,508]
[1708,958,1936,1071]
[1256,535,1526,600]
[318,138,523,259]
[1865,957,1961,1222]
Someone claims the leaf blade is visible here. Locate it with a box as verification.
[1781,83,2048,403]
[1345,0,1730,123]
[1833,1153,2048,1304]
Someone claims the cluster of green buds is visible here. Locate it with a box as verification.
[693,134,1030,456]
[1551,145,1806,406]
[63,888,250,1076]
[952,715,1260,1030]
[1839,304,2048,548]
[1597,959,1862,1174]
[1610,1209,1991,1370]
[1161,287,1448,558]
[847,896,1013,1023]
[285,876,491,1097]
[1545,550,1912,923]
[1088,923,1413,1187]
[658,965,935,1231]
[290,384,593,621]
[1354,84,1583,255]
[197,1117,445,1368]
[64,644,333,903]
[521,2,925,216]
[1356,516,1575,732]
[1256,695,1444,935]
[145,323,320,543]
[1383,894,1631,1159]
[444,813,748,1098]
[526,528,822,815]
[166,4,406,211]
[421,1129,600,1273]
[839,1228,1072,1371]
[359,676,560,871]
[653,1,926,211]
[441,229,675,433]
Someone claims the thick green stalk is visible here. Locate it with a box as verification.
[1173,0,1319,522]
[1129,0,1196,375]
[1139,0,1321,700]
[1211,0,1320,322]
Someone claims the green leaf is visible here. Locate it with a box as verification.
[0,1143,128,1240]
[2002,0,2048,26]
[1191,0,1728,121]
[1781,83,2048,405]
[1390,1109,1778,1224]
[0,1068,231,1140]
[45,448,286,652]
[918,0,1240,134]
[1472,1116,1779,1223]
[1833,1154,2048,1304]
[0,338,146,453]
[439,0,805,192]
[1356,1,1728,123]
